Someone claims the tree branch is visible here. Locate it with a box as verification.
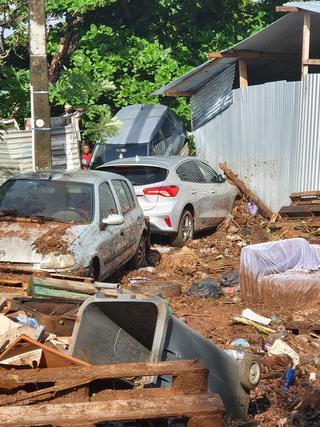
[48,14,80,83]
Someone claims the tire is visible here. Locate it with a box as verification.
[171,210,194,247]
[130,234,147,269]
[90,257,100,281]
[239,354,262,390]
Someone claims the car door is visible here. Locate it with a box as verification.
[175,160,213,230]
[97,182,127,278]
[196,160,233,225]
[111,179,142,262]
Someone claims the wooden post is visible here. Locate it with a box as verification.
[301,12,311,80]
[29,0,52,171]
[239,58,248,88]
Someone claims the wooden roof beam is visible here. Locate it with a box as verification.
[164,90,193,97]
[304,59,320,66]
[208,52,299,60]
[275,6,300,13]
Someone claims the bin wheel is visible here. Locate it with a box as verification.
[239,354,261,390]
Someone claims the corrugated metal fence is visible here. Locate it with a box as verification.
[191,63,236,131]
[193,74,320,212]
[0,123,81,172]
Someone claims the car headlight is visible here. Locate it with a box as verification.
[40,252,76,269]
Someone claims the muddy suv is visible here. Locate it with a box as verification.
[0,170,148,280]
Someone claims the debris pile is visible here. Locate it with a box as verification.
[0,288,226,426]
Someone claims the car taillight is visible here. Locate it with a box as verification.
[164,216,172,227]
[143,186,179,197]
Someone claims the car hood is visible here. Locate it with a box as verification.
[0,220,90,264]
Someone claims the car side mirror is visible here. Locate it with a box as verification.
[218,174,225,183]
[102,214,124,226]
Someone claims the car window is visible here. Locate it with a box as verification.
[112,180,134,214]
[101,166,168,186]
[161,117,174,138]
[121,181,135,209]
[99,183,118,218]
[0,179,94,223]
[150,132,166,156]
[197,161,220,183]
[90,143,148,168]
[176,160,205,183]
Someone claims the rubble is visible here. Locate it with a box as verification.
[0,194,319,425]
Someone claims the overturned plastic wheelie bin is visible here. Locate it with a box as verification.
[70,295,260,418]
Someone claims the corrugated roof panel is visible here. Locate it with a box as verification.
[284,1,320,13]
[154,2,320,96]
[152,58,236,96]
[191,64,236,130]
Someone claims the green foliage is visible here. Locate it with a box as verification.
[83,109,122,141]
[46,0,116,15]
[0,67,30,124]
[0,0,285,130]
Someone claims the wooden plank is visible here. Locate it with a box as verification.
[279,205,320,217]
[290,190,320,202]
[28,285,90,300]
[9,387,210,407]
[275,6,299,13]
[292,200,320,206]
[0,359,205,386]
[239,58,248,88]
[165,90,193,96]
[188,414,224,427]
[219,163,274,219]
[301,12,311,80]
[0,394,225,426]
[28,277,96,295]
[28,277,118,299]
[304,59,320,66]
[0,379,89,406]
[50,273,94,283]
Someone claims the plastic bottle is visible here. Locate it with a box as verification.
[283,368,295,392]
[13,315,40,329]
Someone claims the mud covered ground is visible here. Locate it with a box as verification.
[117,198,320,427]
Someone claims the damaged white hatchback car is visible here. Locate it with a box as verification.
[0,170,148,280]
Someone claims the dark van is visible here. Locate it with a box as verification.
[89,104,186,169]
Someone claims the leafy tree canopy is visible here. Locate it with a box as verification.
[0,0,282,135]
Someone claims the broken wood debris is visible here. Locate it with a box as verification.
[0,359,225,426]
[0,335,90,369]
[279,205,320,218]
[278,191,320,219]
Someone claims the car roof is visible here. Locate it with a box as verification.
[98,156,197,169]
[101,104,172,145]
[8,169,124,185]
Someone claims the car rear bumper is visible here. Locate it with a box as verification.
[146,207,180,234]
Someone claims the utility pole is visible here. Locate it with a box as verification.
[29,0,52,170]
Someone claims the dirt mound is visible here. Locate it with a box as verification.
[32,223,71,255]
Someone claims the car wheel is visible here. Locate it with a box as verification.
[239,354,262,390]
[130,234,147,269]
[171,210,194,247]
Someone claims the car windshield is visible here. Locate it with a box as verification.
[90,143,148,169]
[0,179,94,223]
[100,166,168,186]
